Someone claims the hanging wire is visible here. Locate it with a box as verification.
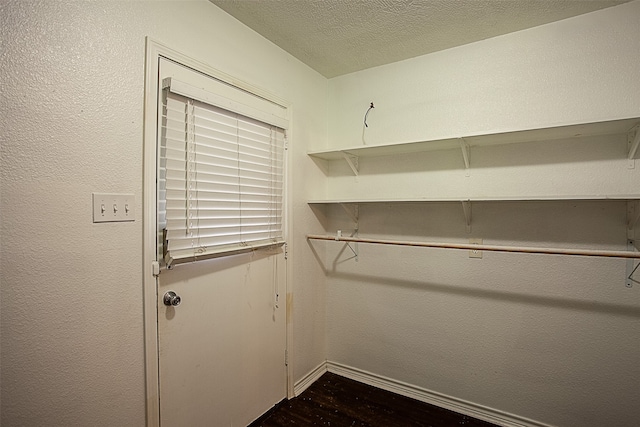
[364,102,374,127]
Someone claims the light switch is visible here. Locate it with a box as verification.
[93,193,135,223]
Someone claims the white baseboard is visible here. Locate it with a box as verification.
[325,361,555,427]
[293,361,328,396]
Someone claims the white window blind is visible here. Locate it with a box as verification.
[159,79,286,267]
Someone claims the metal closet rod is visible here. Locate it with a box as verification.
[306,234,640,259]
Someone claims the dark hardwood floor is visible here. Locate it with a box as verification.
[249,372,498,427]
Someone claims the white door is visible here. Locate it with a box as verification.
[157,250,286,426]
[154,56,288,427]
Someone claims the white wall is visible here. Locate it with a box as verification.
[324,1,639,152]
[0,1,327,425]
[321,2,640,427]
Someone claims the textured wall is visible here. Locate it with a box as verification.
[324,201,639,427]
[322,2,640,427]
[326,2,640,151]
[0,1,327,425]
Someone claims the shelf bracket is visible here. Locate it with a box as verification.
[461,200,472,233]
[340,203,360,225]
[626,239,639,288]
[459,138,470,177]
[339,203,359,262]
[624,200,639,288]
[629,126,640,159]
[628,125,640,169]
[627,203,639,289]
[627,201,640,240]
[341,151,359,176]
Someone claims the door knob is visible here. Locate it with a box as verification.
[163,291,181,307]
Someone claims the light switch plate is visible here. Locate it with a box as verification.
[92,193,135,223]
[469,238,483,259]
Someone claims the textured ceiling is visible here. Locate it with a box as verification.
[210,0,630,78]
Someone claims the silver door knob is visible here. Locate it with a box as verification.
[163,291,181,307]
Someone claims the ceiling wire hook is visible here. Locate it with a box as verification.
[364,102,374,127]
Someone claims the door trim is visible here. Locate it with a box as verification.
[142,38,294,426]
[142,37,162,427]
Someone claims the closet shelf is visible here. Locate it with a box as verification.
[308,195,640,205]
[307,117,640,160]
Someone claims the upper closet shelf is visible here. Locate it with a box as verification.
[308,195,640,204]
[308,117,640,161]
